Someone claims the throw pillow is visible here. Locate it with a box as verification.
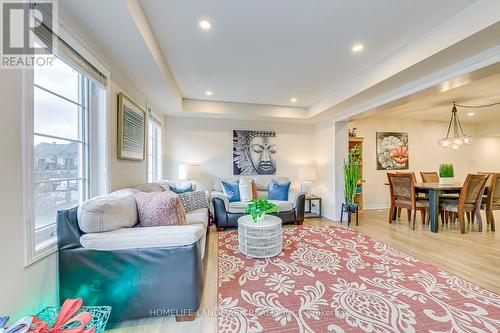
[158,180,198,192]
[178,190,208,212]
[239,178,253,202]
[250,179,257,199]
[135,191,186,227]
[221,180,240,202]
[268,180,291,201]
[168,183,194,194]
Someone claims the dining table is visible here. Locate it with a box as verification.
[413,183,463,233]
[389,182,490,233]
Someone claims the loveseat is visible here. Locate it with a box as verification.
[57,182,208,324]
[211,176,305,230]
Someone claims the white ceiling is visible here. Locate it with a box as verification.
[60,0,180,111]
[374,72,500,124]
[141,0,475,107]
[58,0,500,121]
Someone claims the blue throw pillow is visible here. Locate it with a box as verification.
[221,180,240,202]
[169,183,193,194]
[268,180,291,201]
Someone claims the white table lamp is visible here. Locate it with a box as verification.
[298,166,316,196]
[178,164,200,181]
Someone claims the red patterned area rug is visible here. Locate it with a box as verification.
[217,225,500,333]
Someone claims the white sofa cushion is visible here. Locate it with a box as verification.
[77,189,139,233]
[80,224,205,251]
[132,183,164,193]
[253,176,289,191]
[80,207,209,259]
[227,200,293,213]
[213,176,289,192]
[186,208,209,229]
[239,178,253,202]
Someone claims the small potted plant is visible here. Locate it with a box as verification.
[244,199,280,222]
[439,164,454,185]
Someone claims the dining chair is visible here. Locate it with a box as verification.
[420,171,439,183]
[395,172,418,219]
[418,170,452,223]
[479,172,499,232]
[439,174,489,234]
[387,173,430,230]
[397,171,417,182]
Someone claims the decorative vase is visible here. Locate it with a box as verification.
[439,177,454,185]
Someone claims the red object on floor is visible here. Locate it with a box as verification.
[31,299,94,333]
[217,225,500,332]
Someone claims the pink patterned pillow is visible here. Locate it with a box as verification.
[135,191,186,227]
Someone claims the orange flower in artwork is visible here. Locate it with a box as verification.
[390,145,409,164]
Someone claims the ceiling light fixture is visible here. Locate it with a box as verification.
[352,44,364,53]
[205,91,213,96]
[199,20,211,30]
[290,97,297,103]
[438,99,500,150]
[438,103,472,150]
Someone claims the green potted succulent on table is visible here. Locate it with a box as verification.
[439,163,455,185]
[245,199,280,222]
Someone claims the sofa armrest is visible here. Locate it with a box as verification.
[57,206,83,250]
[289,190,306,208]
[289,191,306,222]
[211,191,229,210]
[211,191,230,228]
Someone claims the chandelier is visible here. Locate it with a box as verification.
[438,100,500,150]
[438,103,473,151]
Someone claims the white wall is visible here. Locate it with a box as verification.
[349,116,500,209]
[314,122,335,219]
[109,81,152,191]
[163,117,316,191]
[0,70,59,318]
[0,22,165,322]
[473,136,500,172]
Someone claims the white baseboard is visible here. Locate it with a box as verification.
[363,205,389,210]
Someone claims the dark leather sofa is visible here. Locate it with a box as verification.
[57,206,207,324]
[211,176,306,230]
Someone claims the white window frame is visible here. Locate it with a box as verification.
[22,20,111,266]
[147,107,162,183]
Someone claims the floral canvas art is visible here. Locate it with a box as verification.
[376,132,409,170]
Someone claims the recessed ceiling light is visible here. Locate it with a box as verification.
[467,112,475,116]
[352,44,364,53]
[290,97,297,103]
[205,91,213,96]
[199,20,211,30]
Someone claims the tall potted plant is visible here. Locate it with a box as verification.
[439,164,454,185]
[343,145,362,212]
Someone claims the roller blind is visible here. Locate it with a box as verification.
[33,21,108,87]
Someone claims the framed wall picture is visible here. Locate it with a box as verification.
[376,132,409,170]
[233,130,277,175]
[117,92,146,160]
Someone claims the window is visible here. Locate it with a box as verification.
[33,56,89,250]
[24,28,109,265]
[147,115,162,182]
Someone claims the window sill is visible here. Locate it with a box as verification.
[25,237,58,267]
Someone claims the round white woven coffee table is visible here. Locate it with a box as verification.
[238,215,283,258]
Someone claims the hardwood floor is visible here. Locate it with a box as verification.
[106,209,500,333]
